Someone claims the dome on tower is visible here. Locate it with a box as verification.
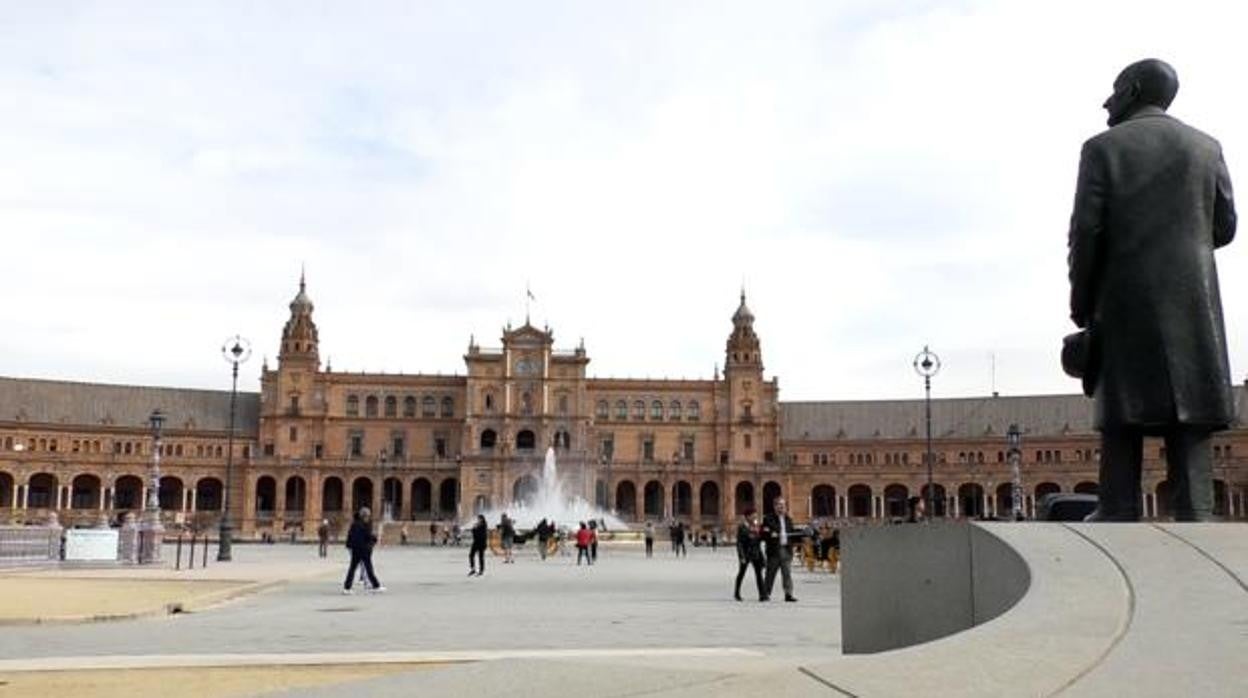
[732,290,754,325]
[290,271,314,313]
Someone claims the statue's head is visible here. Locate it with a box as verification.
[1104,59,1179,127]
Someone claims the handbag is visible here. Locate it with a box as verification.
[1061,326,1100,397]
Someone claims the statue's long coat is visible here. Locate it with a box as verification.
[1068,108,1237,431]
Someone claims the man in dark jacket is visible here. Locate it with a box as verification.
[761,497,799,602]
[1068,58,1237,521]
[343,507,383,594]
[468,515,488,576]
[734,508,765,601]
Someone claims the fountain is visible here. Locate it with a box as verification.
[477,447,626,532]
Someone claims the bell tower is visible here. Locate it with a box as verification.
[725,289,764,425]
[279,270,319,370]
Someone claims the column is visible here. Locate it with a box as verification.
[951,493,959,518]
[19,484,27,509]
[63,486,71,510]
[141,486,149,511]
[104,487,113,510]
[1226,487,1234,519]
[275,479,287,524]
[983,493,991,519]
[10,484,17,509]
[99,487,107,511]
[188,489,197,513]
[1142,492,1151,519]
[242,478,256,536]
[872,495,882,519]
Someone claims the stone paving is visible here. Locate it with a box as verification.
[0,542,841,662]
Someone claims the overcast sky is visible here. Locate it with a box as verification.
[1,1,1245,401]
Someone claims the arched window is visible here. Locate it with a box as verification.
[516,430,536,451]
[365,396,379,418]
[404,396,416,417]
[480,429,497,450]
[346,395,359,417]
[596,400,609,419]
[422,396,436,417]
[669,400,682,420]
[688,400,701,421]
[384,396,397,417]
[650,400,663,420]
[615,400,627,420]
[441,396,454,418]
[632,400,645,420]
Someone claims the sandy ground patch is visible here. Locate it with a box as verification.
[0,664,439,698]
[0,577,247,622]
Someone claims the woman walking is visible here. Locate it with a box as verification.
[734,508,765,601]
[343,508,384,594]
[469,514,488,576]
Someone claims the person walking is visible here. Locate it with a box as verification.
[317,518,330,558]
[536,519,551,560]
[575,522,593,566]
[429,520,438,547]
[734,508,765,601]
[469,514,488,576]
[588,520,599,563]
[674,521,688,558]
[762,497,798,602]
[342,508,383,594]
[644,521,655,558]
[500,513,515,564]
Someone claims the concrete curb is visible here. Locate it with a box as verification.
[0,647,762,673]
[0,578,286,627]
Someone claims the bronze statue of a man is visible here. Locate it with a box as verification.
[1067,59,1237,521]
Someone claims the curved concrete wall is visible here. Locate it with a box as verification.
[840,521,1030,654]
[813,523,1248,697]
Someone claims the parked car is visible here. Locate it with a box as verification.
[1036,493,1098,521]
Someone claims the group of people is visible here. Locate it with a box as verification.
[734,497,802,603]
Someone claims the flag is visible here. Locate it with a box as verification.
[527,286,536,301]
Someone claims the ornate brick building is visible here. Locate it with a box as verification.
[2,277,1245,537]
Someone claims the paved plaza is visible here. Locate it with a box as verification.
[0,542,844,696]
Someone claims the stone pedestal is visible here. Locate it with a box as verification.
[138,509,164,564]
[118,512,138,563]
[45,512,63,560]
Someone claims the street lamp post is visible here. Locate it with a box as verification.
[379,449,392,521]
[1007,424,1024,521]
[914,346,941,519]
[218,335,252,562]
[139,409,166,564]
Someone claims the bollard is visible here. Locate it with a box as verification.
[188,534,196,570]
[203,536,209,568]
[175,534,183,571]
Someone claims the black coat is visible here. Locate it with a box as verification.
[345,520,376,553]
[471,520,488,548]
[1069,108,1237,430]
[736,522,762,563]
[760,513,797,555]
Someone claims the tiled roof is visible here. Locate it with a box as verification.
[780,386,1247,442]
[0,376,259,436]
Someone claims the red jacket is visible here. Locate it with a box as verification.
[576,528,592,548]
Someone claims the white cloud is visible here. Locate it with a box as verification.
[1,0,1245,401]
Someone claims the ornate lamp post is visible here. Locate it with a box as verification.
[913,346,941,519]
[1007,424,1024,521]
[218,335,252,562]
[139,409,166,564]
